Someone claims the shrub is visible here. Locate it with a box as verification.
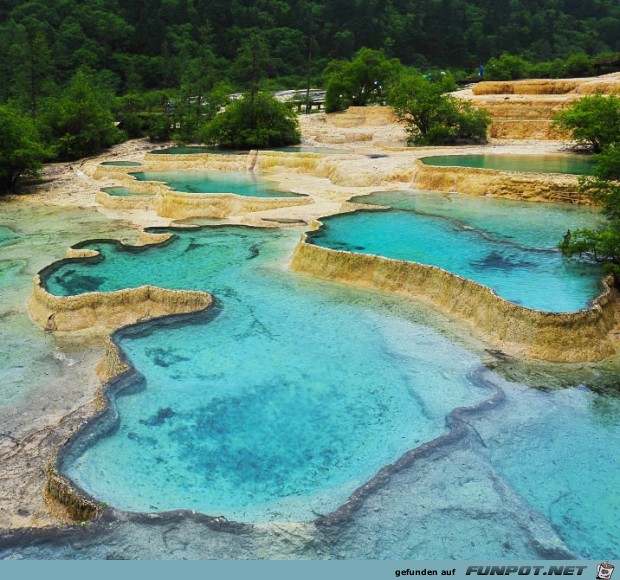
[553,94,620,152]
[0,104,48,192]
[389,75,491,146]
[323,48,402,113]
[560,145,620,278]
[41,71,123,160]
[201,92,300,149]
[484,54,531,81]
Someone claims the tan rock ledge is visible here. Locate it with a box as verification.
[155,190,312,220]
[29,274,213,333]
[410,159,588,204]
[94,152,315,218]
[26,233,218,522]
[291,222,618,363]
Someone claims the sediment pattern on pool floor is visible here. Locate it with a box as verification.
[291,226,617,362]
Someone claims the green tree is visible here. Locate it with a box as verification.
[389,74,491,146]
[553,94,620,152]
[324,48,402,112]
[0,104,47,192]
[8,18,55,117]
[41,71,123,160]
[560,145,620,278]
[484,53,531,80]
[201,91,300,149]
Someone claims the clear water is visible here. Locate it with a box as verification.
[100,161,142,167]
[0,224,16,246]
[2,205,620,557]
[46,227,488,521]
[130,170,304,198]
[268,146,347,154]
[100,187,153,198]
[472,381,620,559]
[355,190,605,249]
[0,204,140,408]
[311,192,603,312]
[421,154,594,175]
[150,147,246,155]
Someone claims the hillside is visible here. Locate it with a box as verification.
[0,0,618,99]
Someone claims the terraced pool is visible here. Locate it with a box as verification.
[3,191,618,558]
[421,154,594,175]
[130,170,304,197]
[309,191,604,312]
[44,226,489,521]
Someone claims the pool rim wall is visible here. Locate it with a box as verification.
[93,157,313,218]
[28,224,517,534]
[291,215,618,362]
[410,159,589,204]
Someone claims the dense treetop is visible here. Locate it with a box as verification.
[0,0,618,99]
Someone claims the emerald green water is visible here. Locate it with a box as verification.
[310,191,603,312]
[268,146,347,154]
[0,225,16,246]
[421,154,594,175]
[150,147,246,155]
[100,161,142,167]
[101,187,153,198]
[131,170,304,198]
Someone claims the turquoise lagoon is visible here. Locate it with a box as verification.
[309,191,604,312]
[0,225,16,245]
[421,154,594,175]
[131,170,304,197]
[45,227,490,521]
[2,192,618,558]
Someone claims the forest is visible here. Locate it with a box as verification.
[0,0,618,101]
[0,0,619,190]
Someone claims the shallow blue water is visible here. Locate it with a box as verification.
[131,170,303,198]
[474,382,620,559]
[47,227,488,521]
[24,215,620,556]
[311,193,603,312]
[421,154,594,175]
[354,190,604,249]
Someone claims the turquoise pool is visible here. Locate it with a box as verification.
[421,154,594,175]
[100,161,142,167]
[33,215,620,557]
[130,170,304,198]
[45,227,489,521]
[150,147,246,155]
[309,191,603,312]
[2,189,617,556]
